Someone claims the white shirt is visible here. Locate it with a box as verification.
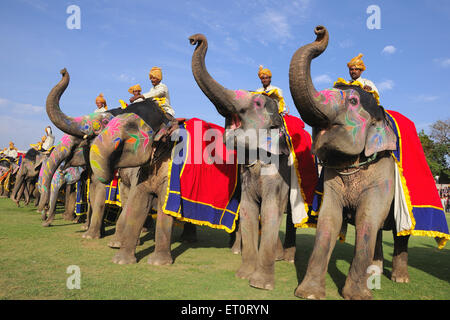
[3,148,17,159]
[42,134,55,151]
[143,82,175,116]
[351,77,379,95]
[94,107,108,113]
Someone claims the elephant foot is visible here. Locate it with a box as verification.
[147,251,173,266]
[80,223,89,231]
[249,271,275,290]
[342,279,373,300]
[40,212,47,221]
[283,247,296,263]
[294,280,326,300]
[82,230,101,239]
[391,270,410,283]
[112,250,137,265]
[180,229,197,243]
[236,263,255,280]
[42,220,53,227]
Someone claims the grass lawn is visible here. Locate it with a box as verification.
[0,197,449,300]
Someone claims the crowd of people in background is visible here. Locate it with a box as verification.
[438,186,449,213]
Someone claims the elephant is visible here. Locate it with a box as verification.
[41,164,86,227]
[37,134,83,215]
[44,69,194,244]
[0,157,20,198]
[11,148,48,207]
[288,25,409,300]
[189,33,317,290]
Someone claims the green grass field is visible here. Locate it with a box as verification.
[0,197,449,300]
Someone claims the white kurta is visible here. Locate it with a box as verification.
[94,107,108,113]
[3,148,17,159]
[351,77,379,95]
[42,134,55,151]
[143,82,175,116]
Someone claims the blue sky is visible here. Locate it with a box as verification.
[0,0,449,150]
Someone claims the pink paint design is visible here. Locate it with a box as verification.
[234,90,246,100]
[140,129,149,149]
[316,89,339,106]
[106,118,122,137]
[61,134,71,147]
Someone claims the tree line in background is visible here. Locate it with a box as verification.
[419,118,450,184]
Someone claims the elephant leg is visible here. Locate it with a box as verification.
[33,187,40,207]
[42,183,63,227]
[148,196,174,265]
[248,197,285,290]
[23,182,31,205]
[112,186,152,264]
[342,194,392,300]
[108,182,130,248]
[391,233,410,283]
[62,184,75,221]
[283,205,296,263]
[13,182,25,207]
[230,219,241,255]
[235,193,259,280]
[83,180,106,239]
[372,230,384,272]
[295,192,343,300]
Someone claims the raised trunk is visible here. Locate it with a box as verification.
[289,25,333,128]
[11,165,25,201]
[189,34,236,117]
[46,69,114,138]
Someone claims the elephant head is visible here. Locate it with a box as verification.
[12,148,47,202]
[189,34,287,156]
[289,25,396,164]
[89,113,161,184]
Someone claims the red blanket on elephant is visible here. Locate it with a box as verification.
[385,110,449,248]
[162,118,240,233]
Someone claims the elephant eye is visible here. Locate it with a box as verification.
[349,97,358,105]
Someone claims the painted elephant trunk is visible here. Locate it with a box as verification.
[289,25,333,128]
[11,166,25,201]
[189,34,236,118]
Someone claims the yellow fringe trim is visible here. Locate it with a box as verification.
[252,88,286,114]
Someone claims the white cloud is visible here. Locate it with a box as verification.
[434,58,450,68]
[377,80,395,91]
[0,98,44,115]
[114,73,136,83]
[313,74,333,85]
[382,45,397,55]
[416,94,439,102]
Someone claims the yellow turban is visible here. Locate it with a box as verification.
[258,65,272,78]
[128,84,142,94]
[95,93,107,106]
[347,53,366,71]
[149,67,162,80]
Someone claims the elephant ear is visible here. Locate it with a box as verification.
[364,119,397,157]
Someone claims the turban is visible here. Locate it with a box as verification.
[95,93,107,106]
[128,84,142,94]
[347,53,366,71]
[149,67,162,80]
[258,65,272,78]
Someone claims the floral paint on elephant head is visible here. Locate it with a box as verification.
[126,134,140,153]
[314,88,342,112]
[344,91,367,142]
